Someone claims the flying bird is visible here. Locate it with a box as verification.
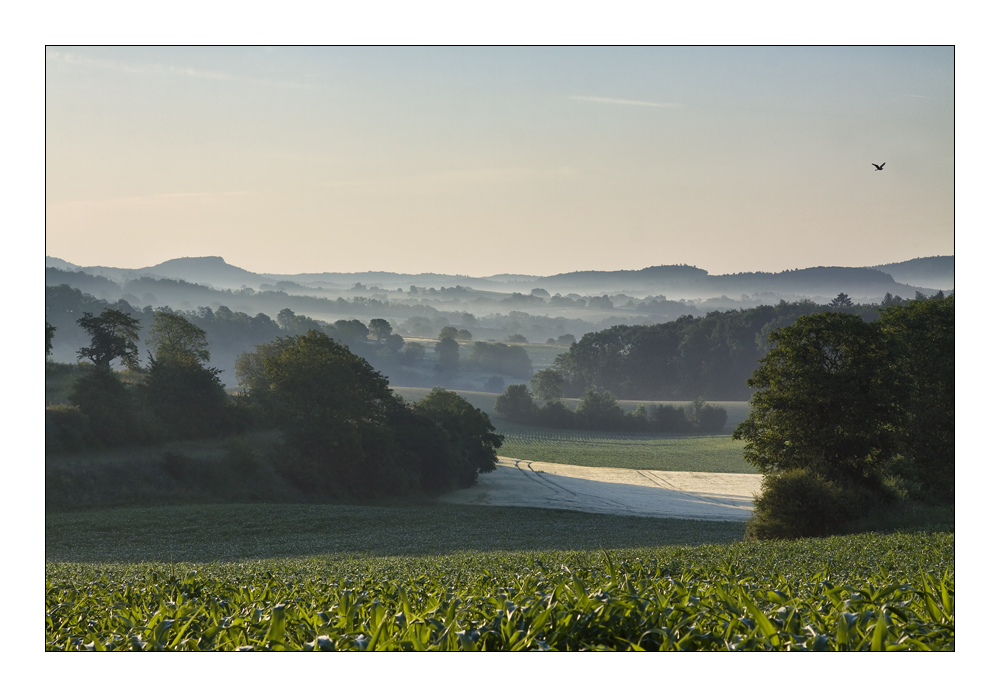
[872,162,885,171]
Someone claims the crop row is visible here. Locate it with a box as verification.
[47,533,954,651]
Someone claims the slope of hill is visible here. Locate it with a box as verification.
[869,256,954,290]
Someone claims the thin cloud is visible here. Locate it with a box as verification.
[320,167,579,191]
[55,191,255,206]
[47,50,312,89]
[568,95,680,108]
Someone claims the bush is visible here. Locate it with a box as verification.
[745,470,845,540]
[68,369,159,447]
[686,397,728,432]
[536,400,576,429]
[745,469,893,540]
[45,404,92,453]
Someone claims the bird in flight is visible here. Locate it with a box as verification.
[872,162,886,171]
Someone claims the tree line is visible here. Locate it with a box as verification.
[46,309,503,499]
[493,379,727,433]
[551,292,946,400]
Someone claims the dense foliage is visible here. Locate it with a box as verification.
[553,299,884,400]
[45,528,954,651]
[241,331,503,497]
[734,296,954,538]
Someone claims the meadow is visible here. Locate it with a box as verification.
[45,503,954,651]
[392,387,751,472]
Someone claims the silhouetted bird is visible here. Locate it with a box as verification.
[872,162,885,171]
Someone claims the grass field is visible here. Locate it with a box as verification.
[392,387,751,472]
[45,503,954,651]
[497,426,752,473]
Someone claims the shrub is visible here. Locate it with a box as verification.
[45,404,92,453]
[745,470,845,540]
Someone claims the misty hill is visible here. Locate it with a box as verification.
[868,256,954,291]
[137,256,267,289]
[47,254,952,307]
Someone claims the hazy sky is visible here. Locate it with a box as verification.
[45,46,954,276]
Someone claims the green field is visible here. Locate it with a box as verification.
[45,503,954,651]
[392,387,751,472]
[497,426,752,473]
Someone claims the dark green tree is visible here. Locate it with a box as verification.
[413,387,503,486]
[439,326,459,341]
[76,309,142,370]
[733,312,909,489]
[46,321,55,357]
[257,330,397,494]
[144,312,234,439]
[147,311,210,364]
[876,295,954,501]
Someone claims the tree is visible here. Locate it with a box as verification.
[144,312,233,439]
[439,326,459,341]
[147,312,210,365]
[76,309,142,370]
[46,321,55,357]
[529,368,564,402]
[876,295,954,501]
[257,330,397,493]
[576,388,624,430]
[399,342,426,366]
[384,333,405,354]
[456,329,473,340]
[331,319,370,345]
[368,318,393,344]
[493,383,537,423]
[435,336,460,370]
[732,312,909,489]
[506,334,527,344]
[830,292,853,308]
[413,387,504,486]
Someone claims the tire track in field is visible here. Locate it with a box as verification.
[526,462,636,514]
[637,470,752,510]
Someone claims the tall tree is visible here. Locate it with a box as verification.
[144,311,233,439]
[46,321,55,357]
[76,309,142,370]
[147,312,210,365]
[733,312,909,488]
[435,336,460,370]
[368,318,393,344]
[529,368,564,402]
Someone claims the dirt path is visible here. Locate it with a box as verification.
[436,457,762,521]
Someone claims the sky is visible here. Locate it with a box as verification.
[45,46,955,277]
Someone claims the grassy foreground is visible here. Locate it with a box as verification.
[46,504,953,651]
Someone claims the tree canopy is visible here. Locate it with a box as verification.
[76,309,142,370]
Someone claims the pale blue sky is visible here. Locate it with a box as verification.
[46,46,954,275]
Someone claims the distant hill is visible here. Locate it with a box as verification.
[138,256,267,290]
[868,256,954,291]
[44,256,81,271]
[47,254,952,302]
